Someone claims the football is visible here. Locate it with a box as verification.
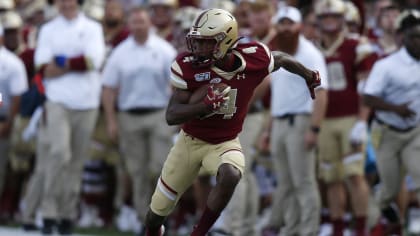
[188,83,230,104]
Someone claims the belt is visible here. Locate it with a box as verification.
[275,113,310,126]
[126,108,163,115]
[375,118,416,133]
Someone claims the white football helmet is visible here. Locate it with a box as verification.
[314,0,346,16]
[186,8,239,67]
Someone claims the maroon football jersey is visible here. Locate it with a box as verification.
[170,42,274,144]
[321,35,378,118]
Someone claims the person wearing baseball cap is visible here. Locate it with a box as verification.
[264,5,328,236]
[363,9,420,235]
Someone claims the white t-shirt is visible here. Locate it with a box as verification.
[364,47,420,129]
[0,47,28,117]
[270,36,328,117]
[35,13,105,110]
[102,34,176,110]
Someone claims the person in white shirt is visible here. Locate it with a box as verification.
[363,9,420,235]
[101,6,176,232]
[33,0,105,234]
[262,6,328,236]
[0,22,28,203]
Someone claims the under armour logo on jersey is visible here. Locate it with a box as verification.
[194,72,211,82]
[236,74,246,80]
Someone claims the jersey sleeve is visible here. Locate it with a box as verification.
[355,37,378,72]
[170,60,188,90]
[256,42,275,74]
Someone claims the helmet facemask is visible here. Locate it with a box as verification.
[186,30,227,68]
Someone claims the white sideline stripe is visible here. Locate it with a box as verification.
[343,152,364,165]
[0,227,93,235]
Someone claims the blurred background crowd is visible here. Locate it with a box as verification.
[0,0,419,235]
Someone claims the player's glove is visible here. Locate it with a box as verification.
[349,120,368,144]
[203,85,230,111]
[307,70,321,99]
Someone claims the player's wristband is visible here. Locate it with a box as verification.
[54,55,67,68]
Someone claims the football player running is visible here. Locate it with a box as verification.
[144,8,321,236]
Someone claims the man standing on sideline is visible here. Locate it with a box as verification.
[315,0,378,235]
[363,9,420,235]
[34,0,105,234]
[0,22,28,205]
[263,6,328,236]
[101,6,176,234]
[143,8,321,236]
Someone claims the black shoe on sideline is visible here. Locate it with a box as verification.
[58,219,74,235]
[41,218,57,235]
[22,223,38,231]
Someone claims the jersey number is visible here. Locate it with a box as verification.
[200,89,238,120]
[216,89,238,119]
[327,62,347,91]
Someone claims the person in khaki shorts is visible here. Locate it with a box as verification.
[363,9,420,235]
[143,8,321,236]
[314,0,378,235]
[101,7,176,231]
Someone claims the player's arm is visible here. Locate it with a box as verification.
[271,51,321,99]
[166,88,210,125]
[363,95,415,119]
[272,51,313,81]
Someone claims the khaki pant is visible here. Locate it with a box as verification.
[40,101,98,220]
[150,130,245,216]
[269,115,320,236]
[217,112,263,236]
[372,121,420,209]
[21,116,50,223]
[0,121,10,197]
[117,110,171,221]
[10,116,36,171]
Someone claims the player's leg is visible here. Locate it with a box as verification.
[192,138,245,236]
[145,130,202,235]
[217,112,263,236]
[191,163,241,236]
[318,118,347,236]
[340,117,370,235]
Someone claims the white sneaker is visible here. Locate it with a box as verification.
[127,206,142,233]
[116,205,133,232]
[319,223,332,236]
[408,208,420,234]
